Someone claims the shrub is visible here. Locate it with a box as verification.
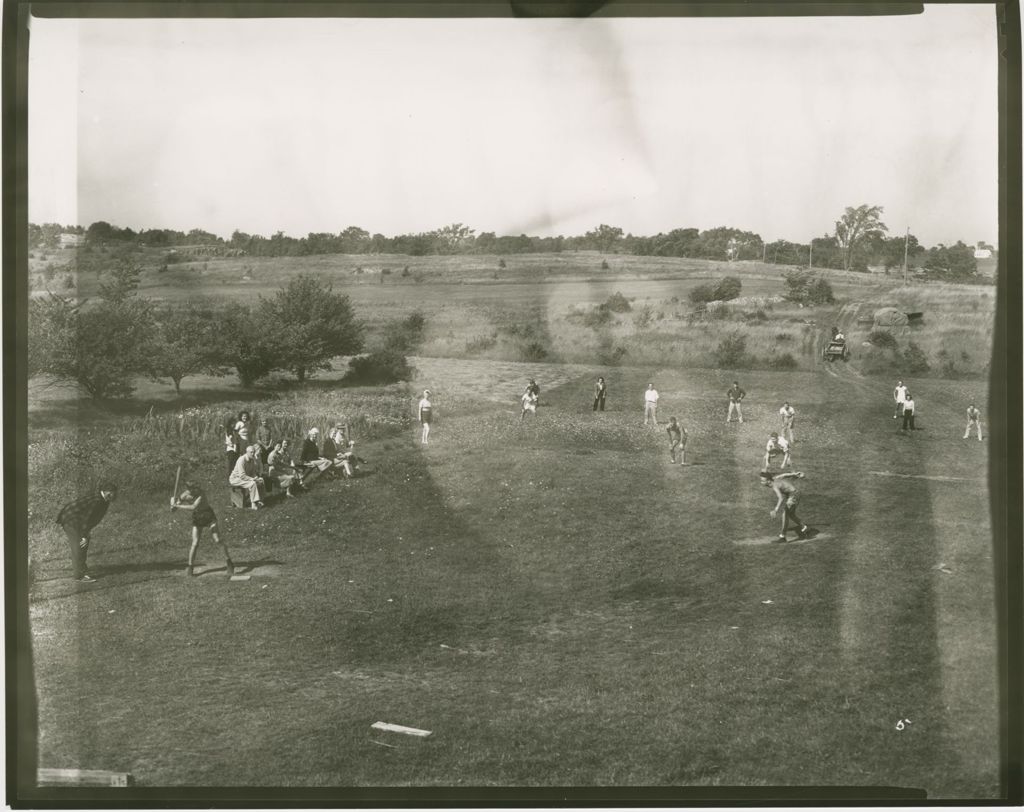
[783,269,834,304]
[633,305,654,330]
[602,292,632,313]
[382,311,427,353]
[867,330,899,350]
[713,333,752,368]
[596,336,628,365]
[342,350,415,385]
[902,341,930,373]
[767,352,799,370]
[600,259,610,270]
[521,341,549,362]
[688,284,716,305]
[775,332,794,342]
[465,333,497,354]
[498,258,507,269]
[713,276,742,301]
[401,266,410,277]
[582,309,614,329]
[62,274,75,289]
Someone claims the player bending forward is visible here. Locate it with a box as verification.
[521,387,538,420]
[171,481,235,577]
[667,417,688,464]
[760,470,808,543]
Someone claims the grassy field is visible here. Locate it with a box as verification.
[25,256,1002,795]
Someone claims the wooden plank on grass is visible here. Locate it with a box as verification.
[229,575,252,581]
[38,768,133,787]
[371,721,432,738]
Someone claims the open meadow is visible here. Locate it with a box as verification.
[25,255,1001,795]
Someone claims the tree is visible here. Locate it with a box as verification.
[782,269,834,305]
[713,276,743,301]
[28,293,154,398]
[430,223,475,254]
[584,224,624,253]
[259,274,364,383]
[924,241,977,278]
[146,302,231,395]
[834,204,888,271]
[222,305,280,387]
[98,258,143,302]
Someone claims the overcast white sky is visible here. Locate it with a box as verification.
[28,5,998,246]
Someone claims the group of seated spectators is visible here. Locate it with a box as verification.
[222,411,365,510]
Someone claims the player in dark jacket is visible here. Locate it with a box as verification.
[171,481,234,577]
[55,482,118,582]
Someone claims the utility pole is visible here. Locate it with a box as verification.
[762,241,767,263]
[809,240,813,270]
[903,227,910,285]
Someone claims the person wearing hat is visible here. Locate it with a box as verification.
[229,445,266,509]
[418,390,433,444]
[55,481,118,582]
[300,428,333,475]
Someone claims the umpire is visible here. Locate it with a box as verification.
[55,482,118,583]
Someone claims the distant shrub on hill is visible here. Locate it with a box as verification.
[713,333,752,368]
[867,330,899,350]
[601,292,632,313]
[343,350,415,385]
[713,276,742,301]
[783,270,835,304]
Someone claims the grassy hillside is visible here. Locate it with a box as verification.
[24,252,1001,795]
[27,360,998,793]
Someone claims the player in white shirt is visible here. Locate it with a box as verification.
[643,384,660,425]
[779,402,796,444]
[764,431,791,470]
[893,380,908,419]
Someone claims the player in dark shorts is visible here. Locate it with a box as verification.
[667,417,688,464]
[171,481,234,577]
[760,470,808,543]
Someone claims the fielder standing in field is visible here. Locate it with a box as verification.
[418,389,433,444]
[667,417,688,464]
[171,481,234,578]
[779,402,796,444]
[726,381,745,423]
[901,392,916,432]
[55,482,118,582]
[643,383,659,425]
[521,383,539,420]
[593,377,607,412]
[963,403,983,441]
[760,470,808,543]
[893,379,908,420]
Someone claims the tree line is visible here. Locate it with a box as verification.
[26,265,416,399]
[30,203,985,278]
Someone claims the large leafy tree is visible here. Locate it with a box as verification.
[585,224,624,253]
[147,302,231,395]
[835,204,888,271]
[259,274,364,383]
[28,293,154,398]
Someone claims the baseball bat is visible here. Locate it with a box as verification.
[171,465,181,510]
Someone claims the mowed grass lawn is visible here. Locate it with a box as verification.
[28,363,998,794]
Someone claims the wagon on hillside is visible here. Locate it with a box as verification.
[822,337,851,362]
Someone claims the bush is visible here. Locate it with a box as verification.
[902,341,930,373]
[342,350,415,385]
[767,352,798,370]
[688,284,716,305]
[382,311,426,353]
[633,305,654,330]
[783,269,835,304]
[713,276,742,301]
[600,259,610,270]
[713,333,752,368]
[602,292,632,313]
[867,330,899,350]
[498,258,507,269]
[596,336,628,365]
[465,333,497,354]
[521,341,549,362]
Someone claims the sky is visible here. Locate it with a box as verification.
[28,5,999,247]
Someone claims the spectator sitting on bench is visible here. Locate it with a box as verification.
[229,444,266,509]
[301,428,334,477]
[267,439,310,495]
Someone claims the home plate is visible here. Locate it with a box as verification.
[734,531,831,546]
[230,575,252,582]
